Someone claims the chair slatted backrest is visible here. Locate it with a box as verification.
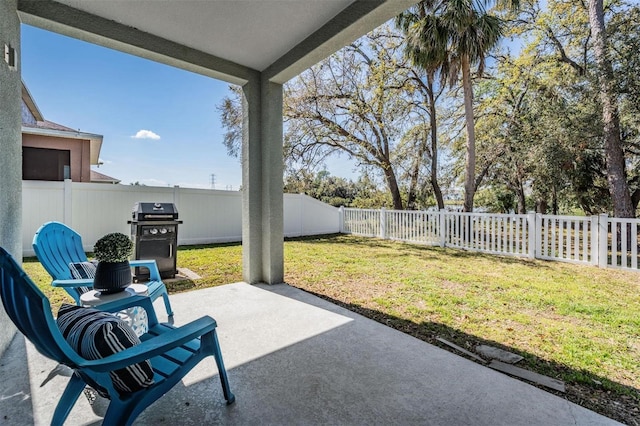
[0,247,78,365]
[33,221,88,281]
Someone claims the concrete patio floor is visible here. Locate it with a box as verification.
[0,282,620,425]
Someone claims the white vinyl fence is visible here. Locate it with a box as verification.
[21,180,340,256]
[341,208,640,272]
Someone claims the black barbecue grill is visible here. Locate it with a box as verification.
[129,202,182,280]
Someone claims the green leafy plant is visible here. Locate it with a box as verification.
[93,232,133,263]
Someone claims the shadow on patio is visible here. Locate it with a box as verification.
[0,282,620,425]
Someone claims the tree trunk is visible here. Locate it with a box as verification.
[588,0,633,218]
[536,198,547,214]
[631,188,640,213]
[428,77,445,210]
[461,55,476,213]
[406,133,427,210]
[516,180,527,214]
[383,163,404,210]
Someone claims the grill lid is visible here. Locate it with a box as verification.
[132,202,179,221]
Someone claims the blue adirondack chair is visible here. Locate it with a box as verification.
[33,221,174,316]
[0,246,235,425]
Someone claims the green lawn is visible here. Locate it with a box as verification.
[23,234,639,423]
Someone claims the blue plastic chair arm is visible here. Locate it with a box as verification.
[52,278,94,288]
[80,316,218,372]
[130,259,161,281]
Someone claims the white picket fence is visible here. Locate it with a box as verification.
[21,180,340,256]
[341,208,640,272]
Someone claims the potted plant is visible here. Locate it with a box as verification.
[93,232,134,293]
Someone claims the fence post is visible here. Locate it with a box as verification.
[598,214,608,268]
[339,206,344,234]
[173,184,179,201]
[590,215,599,266]
[63,178,73,226]
[534,213,542,260]
[528,212,536,259]
[439,209,446,247]
[380,208,386,239]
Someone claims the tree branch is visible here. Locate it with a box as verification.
[545,27,585,75]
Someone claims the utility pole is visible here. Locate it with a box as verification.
[210,173,216,189]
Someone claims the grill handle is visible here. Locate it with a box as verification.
[143,214,176,219]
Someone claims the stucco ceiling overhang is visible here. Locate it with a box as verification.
[17,0,417,85]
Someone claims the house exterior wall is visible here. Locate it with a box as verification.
[22,133,91,182]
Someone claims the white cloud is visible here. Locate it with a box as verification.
[131,129,161,140]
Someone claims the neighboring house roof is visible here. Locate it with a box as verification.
[20,81,104,166]
[21,82,44,121]
[23,119,76,132]
[90,169,120,184]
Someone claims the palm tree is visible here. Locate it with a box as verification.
[398,0,513,212]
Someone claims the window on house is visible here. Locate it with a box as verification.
[23,147,71,181]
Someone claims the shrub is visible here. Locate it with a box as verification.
[93,232,133,263]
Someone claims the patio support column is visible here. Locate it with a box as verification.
[0,0,20,355]
[241,75,284,284]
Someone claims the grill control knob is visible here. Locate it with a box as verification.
[150,228,158,235]
[160,228,168,234]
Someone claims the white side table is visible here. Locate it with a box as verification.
[80,284,149,337]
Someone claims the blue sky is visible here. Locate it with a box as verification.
[21,25,243,190]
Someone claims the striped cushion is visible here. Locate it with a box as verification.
[68,261,98,294]
[56,304,154,395]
